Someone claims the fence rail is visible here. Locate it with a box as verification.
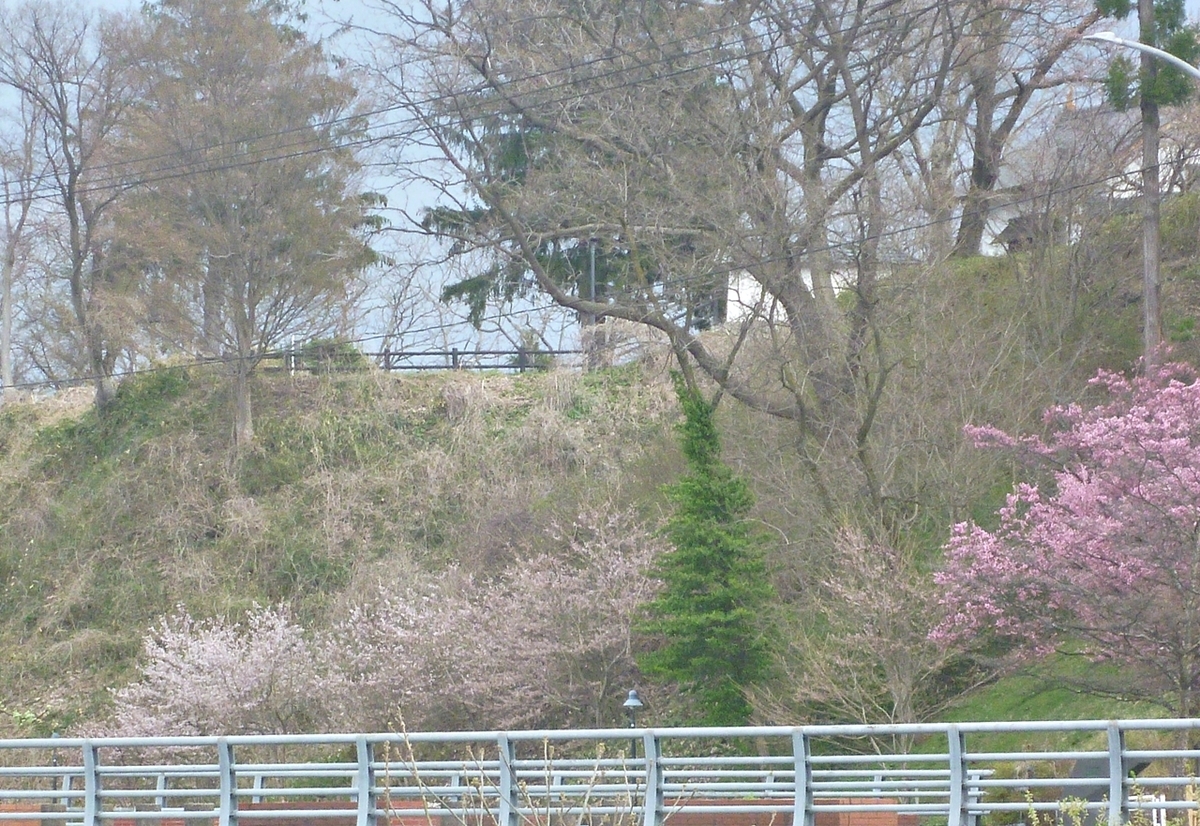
[372,349,582,372]
[266,348,583,374]
[0,721,1196,826]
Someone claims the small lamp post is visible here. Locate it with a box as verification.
[623,689,644,761]
[49,732,59,796]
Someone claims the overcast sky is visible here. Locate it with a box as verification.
[77,0,1200,56]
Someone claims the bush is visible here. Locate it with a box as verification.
[294,339,371,373]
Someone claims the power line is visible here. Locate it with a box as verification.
[415,142,1185,290]
[0,0,996,208]
[1,10,766,204]
[0,7,770,192]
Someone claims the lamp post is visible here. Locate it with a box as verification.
[623,689,643,761]
[49,732,59,797]
[1081,29,1200,362]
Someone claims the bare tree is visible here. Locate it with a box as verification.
[761,528,978,751]
[353,0,966,528]
[0,2,144,408]
[0,84,44,401]
[950,1,1102,257]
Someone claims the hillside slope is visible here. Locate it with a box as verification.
[0,363,682,735]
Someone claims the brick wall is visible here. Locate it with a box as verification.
[101,796,919,826]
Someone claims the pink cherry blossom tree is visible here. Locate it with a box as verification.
[332,568,484,731]
[109,508,662,735]
[934,362,1200,718]
[458,508,664,729]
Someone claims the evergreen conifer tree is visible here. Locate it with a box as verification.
[638,378,775,726]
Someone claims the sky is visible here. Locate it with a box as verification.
[79,0,1200,29]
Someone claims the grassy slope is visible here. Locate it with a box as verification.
[0,362,682,735]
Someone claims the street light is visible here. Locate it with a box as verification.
[623,689,644,761]
[49,732,58,794]
[1081,29,1200,361]
[1083,31,1200,81]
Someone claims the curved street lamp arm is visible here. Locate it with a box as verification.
[1084,31,1200,82]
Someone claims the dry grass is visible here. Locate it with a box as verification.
[0,363,684,731]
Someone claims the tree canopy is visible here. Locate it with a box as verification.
[124,0,378,444]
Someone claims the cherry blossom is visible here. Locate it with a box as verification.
[110,509,663,734]
[109,606,346,736]
[934,363,1200,716]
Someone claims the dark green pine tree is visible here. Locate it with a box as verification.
[1097,0,1199,112]
[638,378,775,726]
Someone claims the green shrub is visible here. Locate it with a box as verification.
[295,338,371,373]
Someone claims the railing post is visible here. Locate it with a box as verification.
[948,726,969,826]
[498,734,518,826]
[793,732,814,826]
[82,742,99,826]
[641,733,662,826]
[218,739,238,826]
[356,737,377,826]
[1109,724,1128,826]
[967,769,982,826]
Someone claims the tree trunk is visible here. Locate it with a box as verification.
[203,260,222,355]
[93,375,117,408]
[1,238,13,401]
[233,309,254,446]
[1,165,31,402]
[952,73,998,258]
[953,166,998,258]
[234,358,253,447]
[85,251,118,410]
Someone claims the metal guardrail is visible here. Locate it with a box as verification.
[369,349,582,372]
[269,348,583,374]
[0,721,1197,826]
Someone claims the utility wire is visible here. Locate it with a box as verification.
[0,1,1003,207]
[0,8,773,192]
[0,9,777,204]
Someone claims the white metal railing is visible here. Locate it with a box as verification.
[0,720,1197,826]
